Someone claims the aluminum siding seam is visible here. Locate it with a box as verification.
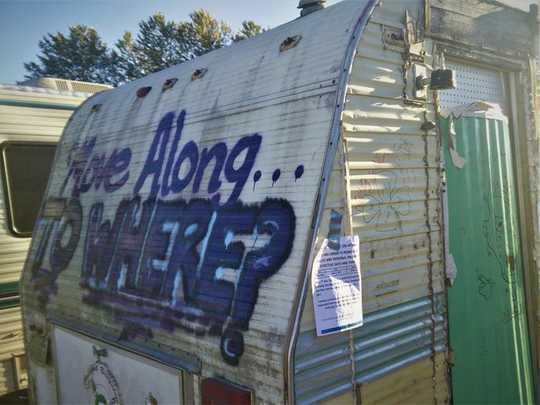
[285,1,381,403]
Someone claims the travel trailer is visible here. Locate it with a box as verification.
[0,78,110,395]
[19,0,540,403]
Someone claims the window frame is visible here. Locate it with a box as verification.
[0,141,57,238]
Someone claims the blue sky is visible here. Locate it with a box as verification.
[0,0,339,85]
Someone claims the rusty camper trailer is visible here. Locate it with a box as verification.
[0,79,110,396]
[19,0,540,404]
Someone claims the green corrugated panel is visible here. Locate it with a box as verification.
[0,282,18,296]
[0,282,20,310]
[441,115,534,404]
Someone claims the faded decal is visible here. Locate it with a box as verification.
[84,347,123,405]
[31,109,299,366]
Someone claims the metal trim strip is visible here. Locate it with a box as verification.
[285,2,381,403]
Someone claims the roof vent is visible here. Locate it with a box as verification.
[19,77,112,94]
[298,0,327,16]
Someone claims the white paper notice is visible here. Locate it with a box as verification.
[312,236,363,336]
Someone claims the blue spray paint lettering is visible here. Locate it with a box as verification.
[31,198,83,305]
[79,196,295,365]
[31,108,302,366]
[134,110,262,206]
[62,137,132,197]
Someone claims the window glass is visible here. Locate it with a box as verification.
[1,143,56,236]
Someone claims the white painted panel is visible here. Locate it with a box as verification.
[53,327,183,405]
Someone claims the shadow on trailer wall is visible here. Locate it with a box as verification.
[0,79,110,395]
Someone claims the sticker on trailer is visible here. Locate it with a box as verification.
[52,327,183,404]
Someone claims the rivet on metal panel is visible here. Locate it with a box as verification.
[162,78,178,91]
[137,86,152,98]
[90,104,101,113]
[191,68,208,81]
[280,35,302,52]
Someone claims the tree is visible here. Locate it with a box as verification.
[182,9,233,57]
[24,11,264,86]
[233,21,265,42]
[23,25,116,84]
[110,32,142,84]
[112,10,235,80]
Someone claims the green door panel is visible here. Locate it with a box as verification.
[441,115,534,405]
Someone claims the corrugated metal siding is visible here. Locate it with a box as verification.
[295,295,446,404]
[0,93,81,286]
[20,2,377,404]
[359,351,449,405]
[0,359,17,395]
[0,307,24,360]
[0,307,27,394]
[345,22,443,313]
[354,295,446,384]
[294,1,448,403]
[0,86,86,396]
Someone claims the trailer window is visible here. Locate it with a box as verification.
[1,143,56,237]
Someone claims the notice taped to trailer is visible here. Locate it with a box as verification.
[312,236,363,336]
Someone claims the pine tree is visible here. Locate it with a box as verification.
[23,25,116,84]
[24,12,264,86]
[233,21,265,42]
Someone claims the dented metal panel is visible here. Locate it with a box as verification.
[295,295,446,404]
[20,2,379,404]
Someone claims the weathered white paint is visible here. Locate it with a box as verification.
[22,0,533,403]
[53,327,183,405]
[21,2,378,404]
